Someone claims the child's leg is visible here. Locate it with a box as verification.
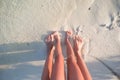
[41,34,55,80]
[51,32,65,80]
[65,31,84,80]
[73,35,92,80]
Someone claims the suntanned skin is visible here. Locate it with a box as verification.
[42,32,65,80]
[41,31,92,80]
[73,35,92,80]
[41,33,55,80]
[65,31,84,80]
[51,32,65,80]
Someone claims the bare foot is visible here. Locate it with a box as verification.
[45,33,55,53]
[52,31,61,42]
[73,35,83,55]
[45,32,61,52]
[65,31,72,43]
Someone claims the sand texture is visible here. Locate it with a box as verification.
[0,0,120,80]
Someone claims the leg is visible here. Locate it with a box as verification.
[41,34,55,80]
[51,32,65,80]
[65,31,84,80]
[73,35,92,80]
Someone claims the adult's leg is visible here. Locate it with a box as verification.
[41,34,55,80]
[73,35,92,80]
[51,32,65,80]
[65,31,84,80]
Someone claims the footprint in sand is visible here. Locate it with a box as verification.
[99,13,114,30]
[114,12,120,28]
[99,12,120,30]
[72,25,84,36]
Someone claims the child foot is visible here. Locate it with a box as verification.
[45,33,55,53]
[52,31,61,42]
[65,31,73,43]
[73,35,83,54]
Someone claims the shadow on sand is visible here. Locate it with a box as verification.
[0,41,47,80]
[0,41,119,80]
[0,41,47,65]
[87,55,120,80]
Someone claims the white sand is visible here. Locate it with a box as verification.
[0,0,120,80]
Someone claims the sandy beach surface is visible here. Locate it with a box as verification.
[0,0,120,80]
